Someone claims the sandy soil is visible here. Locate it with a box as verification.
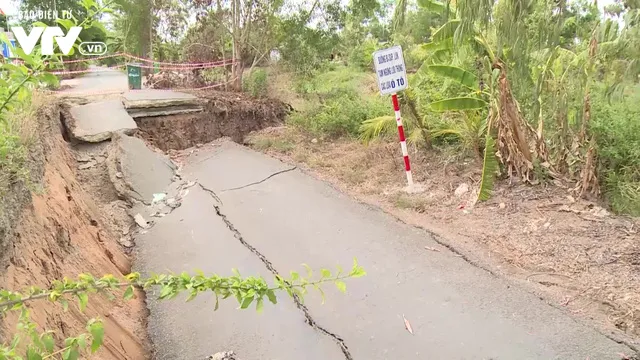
[0,102,149,358]
[247,127,640,348]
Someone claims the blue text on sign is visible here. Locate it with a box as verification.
[380,77,406,91]
[377,51,400,65]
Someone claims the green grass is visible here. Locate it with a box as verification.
[294,65,376,97]
[249,137,296,154]
[287,65,390,138]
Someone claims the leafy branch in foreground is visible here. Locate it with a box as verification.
[0,259,366,359]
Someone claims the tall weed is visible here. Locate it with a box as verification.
[591,85,640,215]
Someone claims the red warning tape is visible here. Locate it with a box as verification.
[13,52,236,67]
[41,77,239,97]
[47,59,235,75]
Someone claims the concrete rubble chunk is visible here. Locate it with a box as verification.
[126,106,204,118]
[67,100,137,143]
[107,133,176,204]
[134,213,149,228]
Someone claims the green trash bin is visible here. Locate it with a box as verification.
[153,62,160,74]
[126,63,142,90]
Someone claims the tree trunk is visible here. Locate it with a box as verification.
[139,0,153,76]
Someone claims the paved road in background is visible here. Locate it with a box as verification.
[132,141,635,360]
[59,65,127,93]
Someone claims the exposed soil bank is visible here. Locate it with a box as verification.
[135,91,291,151]
[0,100,149,358]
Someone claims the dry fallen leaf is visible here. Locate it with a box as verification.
[402,314,413,335]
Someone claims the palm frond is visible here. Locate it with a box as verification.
[358,116,396,145]
[477,135,498,201]
[406,127,425,146]
[431,128,463,139]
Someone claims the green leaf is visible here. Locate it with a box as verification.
[477,135,498,201]
[417,0,445,12]
[10,333,20,349]
[186,289,198,302]
[214,294,220,310]
[77,292,88,312]
[159,285,173,299]
[61,299,69,311]
[301,263,313,278]
[417,0,456,14]
[240,296,254,309]
[123,285,135,300]
[62,347,79,360]
[256,298,264,313]
[26,347,43,360]
[421,38,454,53]
[432,20,461,43]
[314,284,326,304]
[320,269,331,279]
[427,65,478,90]
[351,267,366,278]
[41,333,54,353]
[290,271,300,281]
[335,281,347,293]
[266,289,277,305]
[76,334,87,349]
[82,0,97,11]
[429,97,487,112]
[231,268,240,277]
[56,19,75,30]
[89,321,104,353]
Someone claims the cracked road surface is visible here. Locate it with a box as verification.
[134,141,635,359]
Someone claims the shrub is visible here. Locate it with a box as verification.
[243,68,269,98]
[591,86,640,215]
[348,38,379,70]
[288,87,389,138]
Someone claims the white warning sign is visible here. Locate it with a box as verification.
[372,45,408,95]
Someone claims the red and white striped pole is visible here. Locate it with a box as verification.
[391,93,413,188]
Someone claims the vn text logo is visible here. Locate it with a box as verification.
[11,26,107,56]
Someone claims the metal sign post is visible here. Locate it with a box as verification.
[373,45,414,189]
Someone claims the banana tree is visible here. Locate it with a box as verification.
[417,0,550,201]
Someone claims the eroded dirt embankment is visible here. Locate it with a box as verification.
[135,91,291,151]
[0,101,149,359]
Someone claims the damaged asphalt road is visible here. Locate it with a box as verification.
[131,141,636,360]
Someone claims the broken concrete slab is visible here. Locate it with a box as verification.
[126,106,204,118]
[67,100,137,143]
[107,133,176,204]
[122,89,201,109]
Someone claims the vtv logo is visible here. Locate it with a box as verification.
[12,26,82,55]
[11,26,107,56]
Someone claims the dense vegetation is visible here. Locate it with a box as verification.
[100,0,640,214]
[121,0,636,215]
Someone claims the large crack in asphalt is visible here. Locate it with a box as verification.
[219,166,297,192]
[198,182,353,360]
